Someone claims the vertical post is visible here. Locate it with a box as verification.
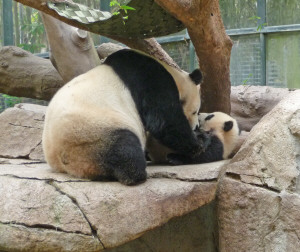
[2,0,14,46]
[189,41,196,71]
[100,0,110,44]
[257,0,267,85]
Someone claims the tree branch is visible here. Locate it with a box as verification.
[14,0,179,68]
[42,13,101,82]
[0,46,63,101]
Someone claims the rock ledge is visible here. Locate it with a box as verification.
[0,158,225,251]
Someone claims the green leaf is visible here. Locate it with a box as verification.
[120,5,136,11]
[110,0,119,7]
[248,15,261,20]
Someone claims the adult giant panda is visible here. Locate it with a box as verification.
[166,112,240,165]
[42,49,204,185]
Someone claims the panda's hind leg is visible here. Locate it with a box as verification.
[102,129,147,185]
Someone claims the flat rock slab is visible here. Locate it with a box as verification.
[0,159,226,251]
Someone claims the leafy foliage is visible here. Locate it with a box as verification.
[110,0,135,23]
[248,16,267,31]
[0,94,21,112]
[18,10,45,53]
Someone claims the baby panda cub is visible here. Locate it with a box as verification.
[167,112,240,165]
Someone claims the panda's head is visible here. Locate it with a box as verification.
[164,65,202,130]
[198,112,240,158]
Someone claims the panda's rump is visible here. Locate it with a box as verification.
[43,107,146,182]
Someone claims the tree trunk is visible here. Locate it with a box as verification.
[154,0,233,114]
[13,2,20,45]
[0,46,63,100]
[41,13,101,82]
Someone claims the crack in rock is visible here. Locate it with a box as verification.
[47,180,106,249]
[0,221,93,237]
[148,172,218,183]
[0,174,89,183]
[8,122,42,130]
[226,172,281,193]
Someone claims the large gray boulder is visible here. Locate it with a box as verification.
[231,85,292,131]
[218,90,300,252]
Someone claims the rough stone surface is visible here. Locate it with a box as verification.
[97,43,125,60]
[218,90,300,252]
[226,90,300,192]
[0,159,223,251]
[231,85,292,131]
[108,201,218,252]
[0,103,46,161]
[218,177,300,252]
[0,224,103,252]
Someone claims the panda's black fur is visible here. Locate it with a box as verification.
[42,49,203,185]
[104,50,200,154]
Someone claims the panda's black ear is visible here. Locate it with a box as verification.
[223,121,233,132]
[189,69,202,85]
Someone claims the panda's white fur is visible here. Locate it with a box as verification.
[198,111,240,159]
[162,62,201,129]
[43,49,202,185]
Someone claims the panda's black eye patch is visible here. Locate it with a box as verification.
[205,114,215,121]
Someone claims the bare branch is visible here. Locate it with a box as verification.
[0,46,63,101]
[42,13,101,82]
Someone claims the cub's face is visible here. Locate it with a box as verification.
[198,112,240,140]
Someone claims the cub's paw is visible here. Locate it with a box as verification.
[167,153,189,166]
